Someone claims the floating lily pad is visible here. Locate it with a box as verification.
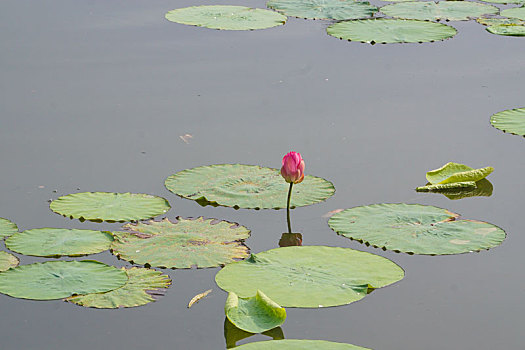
[225,319,284,349]
[66,267,171,308]
[165,164,335,209]
[165,6,287,31]
[441,179,493,200]
[266,0,378,20]
[328,203,506,255]
[111,217,250,269]
[234,339,370,349]
[0,252,19,272]
[215,246,404,308]
[426,162,493,185]
[50,192,171,222]
[490,107,525,136]
[226,290,286,334]
[487,24,525,36]
[477,17,525,26]
[0,260,128,300]
[5,228,114,257]
[327,19,457,44]
[0,218,18,238]
[380,1,499,21]
[416,181,477,192]
[479,0,525,3]
[501,7,525,21]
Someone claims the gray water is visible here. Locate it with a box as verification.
[1,1,524,349]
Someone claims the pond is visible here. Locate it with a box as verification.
[1,0,524,349]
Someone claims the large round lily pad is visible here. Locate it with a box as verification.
[50,192,171,222]
[266,0,378,20]
[0,260,128,300]
[165,164,335,209]
[380,1,499,21]
[165,6,287,31]
[501,7,525,21]
[5,228,114,257]
[215,246,404,308]
[66,267,171,308]
[327,19,457,44]
[490,107,525,136]
[111,217,251,269]
[0,252,19,272]
[235,339,370,349]
[0,218,18,238]
[328,203,506,255]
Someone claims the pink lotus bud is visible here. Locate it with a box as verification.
[280,151,305,184]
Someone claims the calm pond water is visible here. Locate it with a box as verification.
[1,0,524,349]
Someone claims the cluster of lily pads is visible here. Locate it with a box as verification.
[164,0,525,43]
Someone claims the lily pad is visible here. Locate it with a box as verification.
[66,267,171,308]
[477,17,525,26]
[425,162,493,185]
[165,164,335,209]
[327,19,457,44]
[441,179,493,200]
[225,319,284,349]
[5,228,114,257]
[0,218,18,238]
[487,24,525,36]
[416,181,477,192]
[226,290,286,334]
[234,340,370,349]
[165,6,287,31]
[50,192,171,222]
[0,260,128,300]
[111,217,250,269]
[380,1,499,21]
[328,203,506,255]
[501,7,525,21]
[479,0,524,3]
[266,0,378,20]
[0,252,19,272]
[490,107,525,136]
[215,246,404,308]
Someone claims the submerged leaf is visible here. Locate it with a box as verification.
[267,0,378,20]
[234,339,370,349]
[0,252,19,272]
[0,217,18,238]
[490,107,525,136]
[425,162,493,184]
[188,289,212,308]
[380,1,499,21]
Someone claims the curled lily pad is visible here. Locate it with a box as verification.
[216,246,404,308]
[0,218,18,238]
[327,19,457,44]
[425,162,493,185]
[225,319,284,349]
[165,164,335,209]
[0,260,128,300]
[234,340,370,349]
[416,181,477,192]
[440,179,493,200]
[5,228,114,257]
[111,217,250,269]
[490,107,525,136]
[328,203,506,255]
[266,0,378,20]
[165,6,287,31]
[380,1,499,21]
[487,24,525,36]
[225,290,286,334]
[66,267,171,308]
[50,192,171,222]
[501,7,525,21]
[0,252,19,272]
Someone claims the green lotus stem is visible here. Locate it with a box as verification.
[286,182,293,234]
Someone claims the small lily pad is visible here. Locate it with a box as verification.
[416,181,477,192]
[215,246,404,308]
[50,192,171,222]
[501,7,525,21]
[266,0,378,20]
[490,107,525,136]
[234,339,370,349]
[380,1,499,21]
[425,162,493,184]
[111,217,250,269]
[0,218,18,238]
[165,164,335,209]
[328,203,506,255]
[0,260,128,300]
[487,24,525,36]
[165,6,287,31]
[0,252,19,272]
[479,0,525,3]
[5,228,114,257]
[66,267,171,308]
[477,17,525,26]
[225,290,286,334]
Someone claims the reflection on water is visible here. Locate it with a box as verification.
[224,318,284,349]
[279,233,303,247]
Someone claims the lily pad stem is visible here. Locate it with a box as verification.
[287,182,293,234]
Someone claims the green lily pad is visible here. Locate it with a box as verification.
[501,7,525,21]
[380,1,499,21]
[50,192,171,222]
[0,260,128,300]
[477,17,525,26]
[165,6,287,31]
[5,228,114,257]
[0,252,19,272]
[425,162,493,185]
[165,164,335,209]
[225,290,286,334]
[111,217,250,269]
[328,203,506,255]
[479,0,525,3]
[215,246,404,308]
[416,181,477,192]
[487,24,525,36]
[441,179,493,200]
[327,19,457,44]
[490,107,525,136]
[225,319,284,349]
[234,340,370,349]
[66,267,171,308]
[0,218,18,238]
[266,0,378,20]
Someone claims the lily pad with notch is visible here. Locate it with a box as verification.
[380,1,499,21]
[0,218,18,238]
[234,339,371,349]
[266,0,378,20]
[0,252,19,272]
[490,107,525,136]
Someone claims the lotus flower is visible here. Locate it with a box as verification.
[280,152,305,184]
